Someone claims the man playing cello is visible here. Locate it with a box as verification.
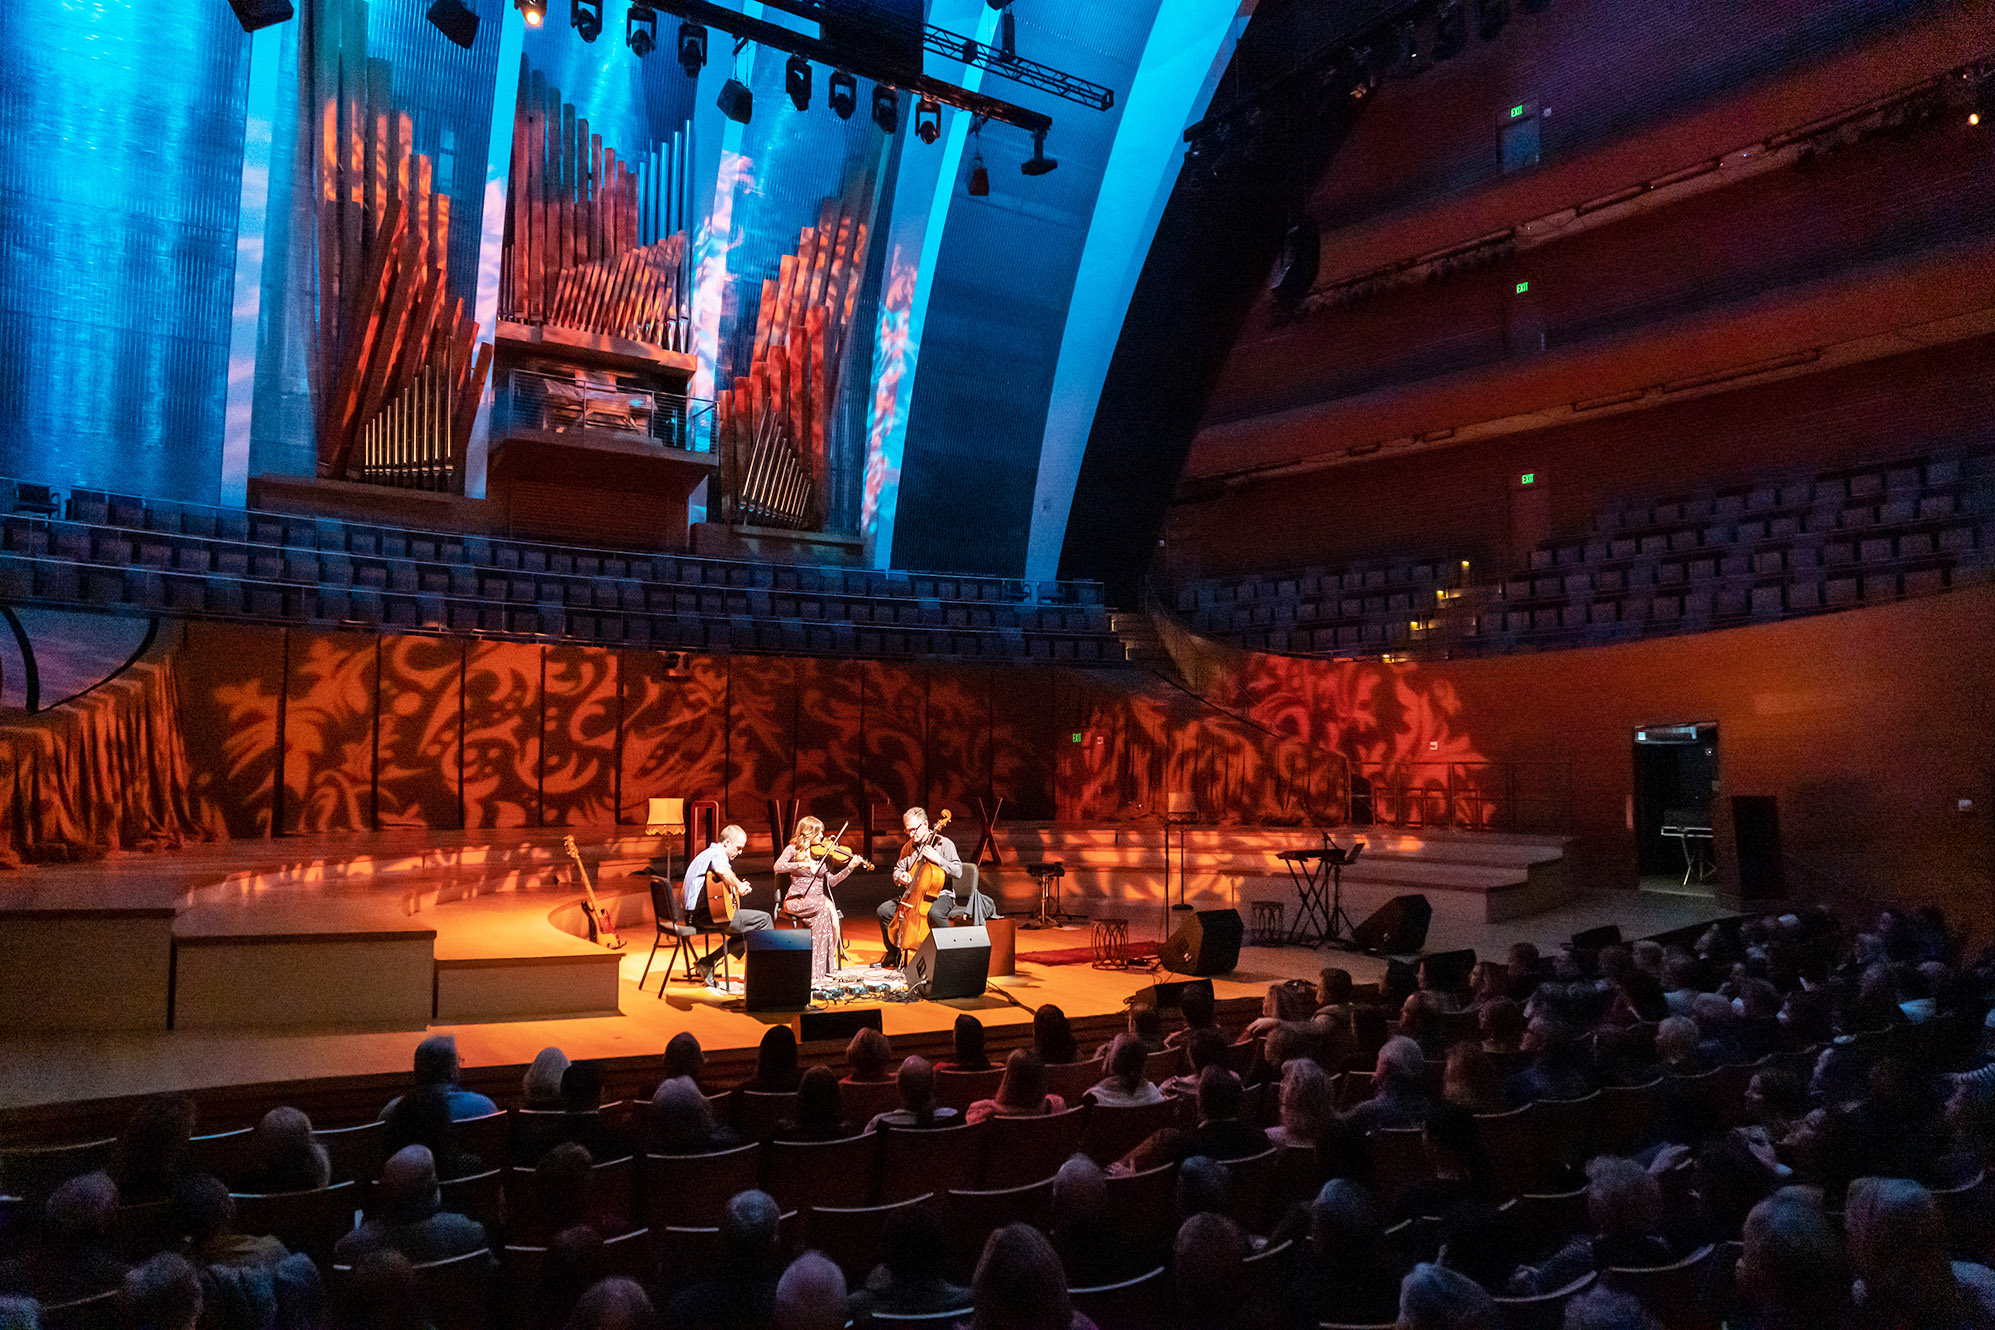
[875,806,977,967]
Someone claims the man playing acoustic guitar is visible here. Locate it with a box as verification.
[680,824,773,984]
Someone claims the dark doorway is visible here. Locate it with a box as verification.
[1634,723,1719,887]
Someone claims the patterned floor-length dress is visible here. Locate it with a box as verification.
[773,843,860,980]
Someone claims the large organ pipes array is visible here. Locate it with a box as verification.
[500,64,692,351]
[305,0,489,491]
[716,194,871,530]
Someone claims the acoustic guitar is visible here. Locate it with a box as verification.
[705,863,745,925]
[561,835,625,950]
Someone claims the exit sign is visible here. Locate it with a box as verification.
[1521,472,1536,486]
[1514,280,1530,294]
[1510,104,1526,119]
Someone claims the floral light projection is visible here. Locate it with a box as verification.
[377,634,464,830]
[861,246,921,541]
[462,639,542,828]
[539,646,620,827]
[280,632,377,833]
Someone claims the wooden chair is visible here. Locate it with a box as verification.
[232,1180,359,1264]
[1225,1038,1259,1076]
[1079,1099,1181,1166]
[1383,1215,1441,1275]
[1494,1271,1596,1330]
[876,1122,987,1204]
[188,1127,255,1187]
[1602,1243,1719,1330]
[933,1067,1005,1112]
[1043,1059,1106,1107]
[765,1133,878,1213]
[1474,1104,1545,1198]
[315,1120,387,1185]
[1509,1187,1589,1262]
[507,1154,637,1240]
[412,1247,495,1330]
[942,1177,1055,1279]
[1219,1146,1284,1235]
[39,1290,123,1330]
[1593,1080,1663,1157]
[980,1105,1087,1189]
[601,1224,652,1281]
[640,1143,761,1228]
[839,1078,904,1126]
[1068,1264,1169,1330]
[1272,1143,1326,1214]
[1335,1069,1375,1111]
[1241,1080,1277,1130]
[807,1192,935,1286]
[435,1167,507,1230]
[454,1110,512,1167]
[1537,1092,1600,1177]
[870,1310,973,1326]
[1100,1161,1178,1265]
[1240,1235,1295,1286]
[0,1137,118,1205]
[511,1108,612,1165]
[1365,1128,1431,1209]
[1141,1046,1183,1084]
[735,1090,798,1143]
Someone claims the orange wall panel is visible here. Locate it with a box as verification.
[540,645,620,827]
[280,631,378,834]
[463,639,543,828]
[377,635,464,831]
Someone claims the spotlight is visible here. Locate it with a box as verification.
[1434,2,1467,58]
[717,77,753,125]
[871,83,899,134]
[426,0,478,48]
[1477,0,1508,41]
[676,20,707,77]
[227,0,294,30]
[515,0,546,27]
[998,8,1016,60]
[914,97,941,144]
[827,70,858,119]
[570,0,601,41]
[1021,127,1056,175]
[968,155,989,196]
[626,3,656,56]
[786,54,811,111]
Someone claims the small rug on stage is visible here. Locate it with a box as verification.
[1025,941,1162,967]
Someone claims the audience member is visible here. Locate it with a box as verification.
[648,1078,737,1156]
[1399,992,1450,1059]
[1267,1057,1334,1149]
[777,1066,852,1141]
[846,1206,970,1320]
[1559,1286,1661,1330]
[1047,1156,1133,1288]
[382,1084,482,1180]
[338,1250,424,1330]
[115,1095,198,1206]
[868,1056,961,1131]
[741,1027,797,1094]
[844,1028,896,1085]
[1162,1027,1231,1101]
[1033,1005,1080,1066]
[333,1146,490,1267]
[242,1107,331,1194]
[939,1014,991,1072]
[174,1174,286,1271]
[1173,1212,1253,1330]
[1504,1017,1597,1105]
[1138,1066,1267,1167]
[122,1253,202,1330]
[772,1253,845,1330]
[662,1190,783,1330]
[1086,1035,1164,1108]
[1290,1181,1397,1328]
[1176,1156,1233,1221]
[566,1278,659,1330]
[1166,983,1222,1050]
[966,1050,1067,1124]
[1846,1175,1995,1329]
[1480,997,1525,1056]
[1443,1042,1508,1115]
[1733,1194,1850,1330]
[0,1172,126,1304]
[1653,1016,1710,1076]
[523,1047,571,1110]
[1398,1262,1495,1330]
[662,1033,706,1090]
[1345,1038,1431,1133]
[1507,1157,1673,1295]
[1393,1103,1489,1223]
[970,1224,1091,1330]
[1435,1201,1517,1295]
[380,1035,496,1123]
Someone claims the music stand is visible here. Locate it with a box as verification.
[1278,832,1365,949]
[1320,834,1364,947]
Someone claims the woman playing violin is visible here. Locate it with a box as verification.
[773,815,869,981]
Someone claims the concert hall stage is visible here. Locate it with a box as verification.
[0,825,1723,1133]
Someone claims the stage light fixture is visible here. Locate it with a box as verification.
[914,97,941,144]
[828,70,858,119]
[626,3,656,56]
[871,83,899,134]
[227,0,294,30]
[1021,127,1056,175]
[1392,20,1418,68]
[571,0,602,41]
[718,77,753,125]
[998,8,1017,61]
[1434,2,1467,58]
[786,54,812,111]
[676,21,708,76]
[515,0,546,27]
[968,155,989,196]
[986,0,1012,8]
[426,0,478,48]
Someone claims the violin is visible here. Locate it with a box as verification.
[806,840,874,871]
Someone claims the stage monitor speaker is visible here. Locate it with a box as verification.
[910,926,991,1000]
[1731,795,1784,900]
[1418,949,1476,993]
[744,929,814,1011]
[1351,894,1432,955]
[1159,909,1242,976]
[1149,977,1215,1012]
[796,1006,883,1043]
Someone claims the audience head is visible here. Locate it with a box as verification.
[719,1189,782,1268]
[561,1059,605,1112]
[1505,942,1541,979]
[412,1034,462,1087]
[383,1082,457,1165]
[1180,982,1218,1029]
[1186,1026,1231,1075]
[751,1025,795,1088]
[562,1278,658,1330]
[648,1076,719,1154]
[971,1224,1072,1330]
[1560,1287,1661,1330]
[1745,1067,1806,1129]
[1318,967,1354,1008]
[895,1055,939,1123]
[1654,1016,1701,1068]
[523,1046,571,1108]
[249,1106,330,1191]
[0,1298,38,1330]
[534,1141,595,1232]
[1033,1004,1078,1064]
[1375,1035,1425,1090]
[1173,1212,1247,1325]
[1383,960,1419,1008]
[344,1249,425,1330]
[1397,1261,1494,1330]
[953,1013,988,1066]
[1177,1155,1232,1219]
[1104,1034,1147,1092]
[170,1172,235,1247]
[1129,1002,1164,1046]
[1479,997,1525,1052]
[1737,1193,1848,1325]
[1309,1179,1384,1263]
[378,1145,441,1222]
[1050,1155,1106,1228]
[1845,1177,1954,1302]
[773,1253,847,1330]
[1468,961,1509,1004]
[123,1253,202,1330]
[1195,1064,1244,1124]
[997,1048,1049,1111]
[1443,1042,1504,1113]
[1584,1157,1661,1241]
[847,1027,894,1081]
[794,1064,844,1135]
[663,1031,705,1086]
[44,1170,118,1249]
[1277,1056,1333,1144]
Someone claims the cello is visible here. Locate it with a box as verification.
[886,809,952,960]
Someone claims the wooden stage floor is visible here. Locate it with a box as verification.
[0,829,1728,1116]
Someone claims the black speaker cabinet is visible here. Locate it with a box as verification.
[1149,977,1216,1011]
[796,1006,883,1043]
[744,929,814,1011]
[1351,894,1432,955]
[1731,795,1784,900]
[909,926,991,1000]
[1158,909,1243,976]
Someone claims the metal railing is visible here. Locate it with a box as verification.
[491,367,714,454]
[1350,760,1573,836]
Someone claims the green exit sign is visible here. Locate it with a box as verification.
[1514,280,1530,294]
[1072,732,1084,743]
[1510,104,1525,119]
[1521,472,1536,486]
